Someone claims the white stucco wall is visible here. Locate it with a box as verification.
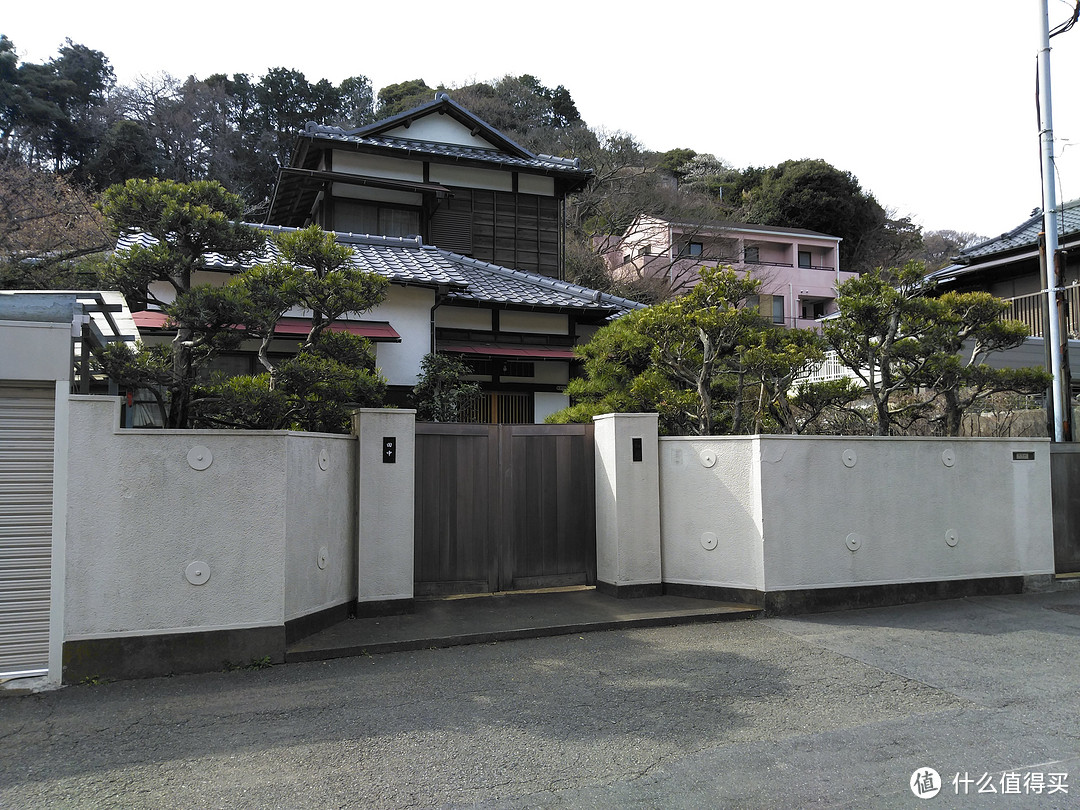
[656,435,1054,592]
[499,310,569,335]
[0,320,72,382]
[756,436,1053,589]
[284,435,357,622]
[517,174,555,197]
[352,409,415,604]
[659,438,764,590]
[534,392,569,423]
[428,163,513,192]
[384,116,493,149]
[333,151,424,182]
[370,285,435,387]
[63,397,360,641]
[436,306,493,331]
[63,397,288,639]
[593,413,662,588]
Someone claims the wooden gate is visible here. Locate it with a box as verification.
[414,423,596,595]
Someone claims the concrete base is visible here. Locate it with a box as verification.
[285,602,354,645]
[596,581,664,598]
[663,576,1027,616]
[63,626,284,684]
[356,598,415,618]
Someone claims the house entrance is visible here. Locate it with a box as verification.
[413,423,596,596]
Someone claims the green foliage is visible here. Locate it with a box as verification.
[824,262,1051,435]
[275,334,386,434]
[550,266,833,435]
[97,179,264,427]
[412,353,482,422]
[376,79,435,118]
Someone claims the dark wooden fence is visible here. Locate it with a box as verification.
[414,423,596,596]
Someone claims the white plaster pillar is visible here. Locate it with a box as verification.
[352,408,416,615]
[593,413,662,596]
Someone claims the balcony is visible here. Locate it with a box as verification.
[1004,285,1080,339]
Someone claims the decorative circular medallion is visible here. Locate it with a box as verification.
[187,446,213,471]
[319,449,330,471]
[185,561,211,586]
[845,532,862,551]
[700,450,717,468]
[701,532,718,551]
[942,449,955,468]
[945,529,958,547]
[842,449,857,468]
[318,546,329,570]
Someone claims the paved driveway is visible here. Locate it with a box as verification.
[2,589,1079,809]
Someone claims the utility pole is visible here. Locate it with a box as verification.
[1038,0,1072,441]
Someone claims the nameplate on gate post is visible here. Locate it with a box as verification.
[383,437,396,463]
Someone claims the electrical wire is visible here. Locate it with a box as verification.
[1050,0,1080,37]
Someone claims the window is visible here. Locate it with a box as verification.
[798,250,812,269]
[334,200,420,238]
[637,244,652,257]
[688,242,703,257]
[744,246,760,264]
[772,296,785,325]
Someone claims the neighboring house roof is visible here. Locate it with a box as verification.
[926,198,1080,285]
[115,226,644,317]
[626,214,841,242]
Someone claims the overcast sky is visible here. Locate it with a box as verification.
[5,0,1079,239]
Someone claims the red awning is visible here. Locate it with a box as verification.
[439,342,578,359]
[132,311,400,342]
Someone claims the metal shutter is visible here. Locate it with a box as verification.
[0,389,55,678]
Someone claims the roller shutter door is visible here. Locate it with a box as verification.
[0,389,55,678]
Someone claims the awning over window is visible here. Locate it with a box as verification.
[132,311,401,342]
[439,342,578,359]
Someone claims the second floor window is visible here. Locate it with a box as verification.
[688,242,703,257]
[744,246,760,263]
[334,200,421,239]
[798,250,813,269]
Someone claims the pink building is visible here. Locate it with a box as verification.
[606,215,856,330]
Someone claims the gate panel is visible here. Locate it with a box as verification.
[506,425,596,589]
[414,424,498,596]
[414,423,595,594]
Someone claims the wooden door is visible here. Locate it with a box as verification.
[414,423,595,595]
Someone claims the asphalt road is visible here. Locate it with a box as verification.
[3,589,1079,809]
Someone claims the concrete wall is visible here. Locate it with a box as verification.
[594,413,662,595]
[0,319,72,383]
[659,438,764,591]
[61,396,358,678]
[656,435,1054,595]
[284,434,357,623]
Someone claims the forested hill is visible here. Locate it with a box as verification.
[0,36,980,292]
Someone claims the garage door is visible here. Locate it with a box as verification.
[0,388,55,678]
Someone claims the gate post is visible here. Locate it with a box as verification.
[593,413,662,597]
[352,408,416,616]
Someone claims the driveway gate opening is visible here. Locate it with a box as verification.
[414,423,596,596]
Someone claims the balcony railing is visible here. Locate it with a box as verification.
[1004,285,1080,339]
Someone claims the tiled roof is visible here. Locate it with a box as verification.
[301,123,586,176]
[957,199,1080,260]
[924,199,1080,285]
[114,226,643,316]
